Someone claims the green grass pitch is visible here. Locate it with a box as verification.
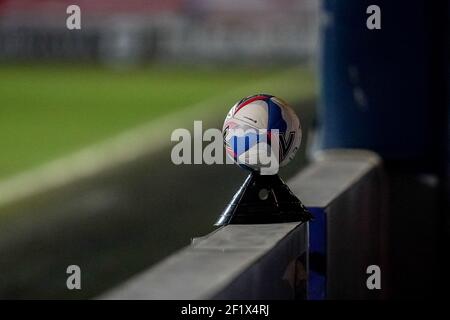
[0,64,315,180]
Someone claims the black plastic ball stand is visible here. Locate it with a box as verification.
[215,172,313,226]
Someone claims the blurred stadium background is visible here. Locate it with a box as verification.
[0,0,319,298]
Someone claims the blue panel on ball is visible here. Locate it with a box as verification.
[231,131,266,155]
[267,99,287,132]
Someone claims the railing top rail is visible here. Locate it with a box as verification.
[101,222,304,300]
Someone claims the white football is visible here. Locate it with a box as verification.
[223,94,302,172]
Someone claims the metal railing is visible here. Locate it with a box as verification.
[101,149,385,300]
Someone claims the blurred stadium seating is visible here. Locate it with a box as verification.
[0,0,318,65]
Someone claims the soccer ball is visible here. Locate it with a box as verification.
[223,94,302,173]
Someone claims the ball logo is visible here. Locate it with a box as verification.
[279,131,296,162]
[243,116,258,124]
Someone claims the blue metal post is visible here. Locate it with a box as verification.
[315,0,449,298]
